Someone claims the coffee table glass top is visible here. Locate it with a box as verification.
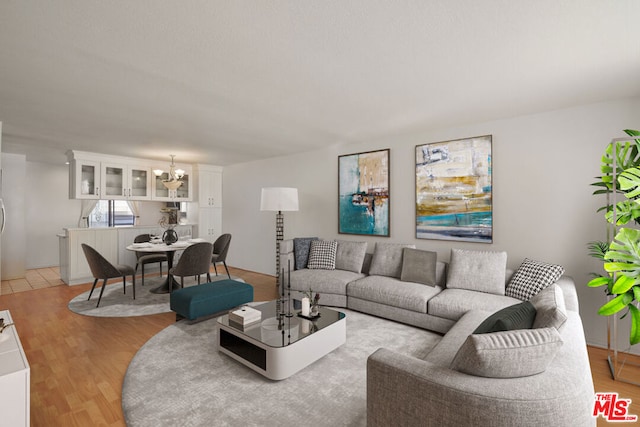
[217,301,345,348]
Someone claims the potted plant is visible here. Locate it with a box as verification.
[588,129,640,345]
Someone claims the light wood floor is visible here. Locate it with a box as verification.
[0,268,638,426]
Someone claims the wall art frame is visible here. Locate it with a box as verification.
[415,135,492,243]
[338,148,390,236]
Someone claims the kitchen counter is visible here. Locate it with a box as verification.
[58,224,194,285]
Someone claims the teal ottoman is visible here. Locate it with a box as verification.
[170,279,253,321]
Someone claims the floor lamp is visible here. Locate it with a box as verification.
[260,187,299,288]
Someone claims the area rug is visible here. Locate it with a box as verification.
[122,308,442,426]
[67,275,244,318]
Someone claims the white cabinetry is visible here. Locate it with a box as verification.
[70,158,101,199]
[151,164,192,201]
[59,228,118,285]
[197,166,222,207]
[68,151,190,201]
[101,162,152,200]
[197,207,223,243]
[0,310,30,427]
[192,164,224,243]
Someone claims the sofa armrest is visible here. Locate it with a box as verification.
[367,346,593,427]
[555,275,579,312]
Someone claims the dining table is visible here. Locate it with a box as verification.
[126,238,206,293]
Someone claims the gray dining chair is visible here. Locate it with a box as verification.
[133,234,168,286]
[211,233,232,279]
[81,243,136,307]
[169,242,214,291]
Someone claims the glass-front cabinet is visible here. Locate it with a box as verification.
[152,170,191,201]
[101,162,152,200]
[70,159,101,199]
[68,151,192,201]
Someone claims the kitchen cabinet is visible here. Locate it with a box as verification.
[195,164,223,207]
[190,164,223,242]
[101,162,152,200]
[0,310,30,427]
[151,166,192,201]
[69,158,101,199]
[67,151,191,201]
[196,207,222,243]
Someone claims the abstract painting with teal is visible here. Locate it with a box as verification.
[339,150,389,236]
[415,136,492,242]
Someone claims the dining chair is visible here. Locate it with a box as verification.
[133,234,168,286]
[81,243,136,308]
[211,233,232,279]
[169,242,214,291]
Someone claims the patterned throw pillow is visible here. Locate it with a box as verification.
[505,258,565,301]
[307,240,338,270]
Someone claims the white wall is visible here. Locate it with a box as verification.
[24,161,79,269]
[1,153,26,278]
[223,96,640,351]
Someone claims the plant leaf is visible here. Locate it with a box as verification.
[587,276,611,288]
[629,304,640,345]
[618,167,640,199]
[612,274,637,294]
[598,292,633,316]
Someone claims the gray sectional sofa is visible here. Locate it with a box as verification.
[280,238,595,426]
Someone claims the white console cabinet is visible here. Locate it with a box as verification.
[0,310,30,427]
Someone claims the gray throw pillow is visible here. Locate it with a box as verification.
[505,258,564,300]
[369,242,416,278]
[335,240,368,273]
[400,248,437,286]
[307,240,338,270]
[450,327,563,378]
[473,301,537,334]
[293,237,318,270]
[529,284,568,331]
[446,249,507,295]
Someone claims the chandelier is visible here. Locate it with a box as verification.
[153,155,185,191]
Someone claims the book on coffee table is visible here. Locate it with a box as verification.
[229,306,262,325]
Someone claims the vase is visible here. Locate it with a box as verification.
[162,228,178,245]
[310,304,319,317]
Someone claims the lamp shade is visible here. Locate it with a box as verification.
[260,187,299,212]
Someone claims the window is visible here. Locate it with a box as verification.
[89,200,135,227]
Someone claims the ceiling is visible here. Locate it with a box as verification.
[1,1,639,166]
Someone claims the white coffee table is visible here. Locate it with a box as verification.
[216,301,346,380]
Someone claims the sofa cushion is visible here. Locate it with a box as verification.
[450,327,563,378]
[289,269,365,295]
[529,284,568,331]
[369,242,416,278]
[400,248,437,286]
[473,301,537,334]
[428,289,519,321]
[447,249,507,295]
[335,240,368,273]
[347,275,442,313]
[505,258,564,300]
[307,240,337,270]
[293,237,318,270]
